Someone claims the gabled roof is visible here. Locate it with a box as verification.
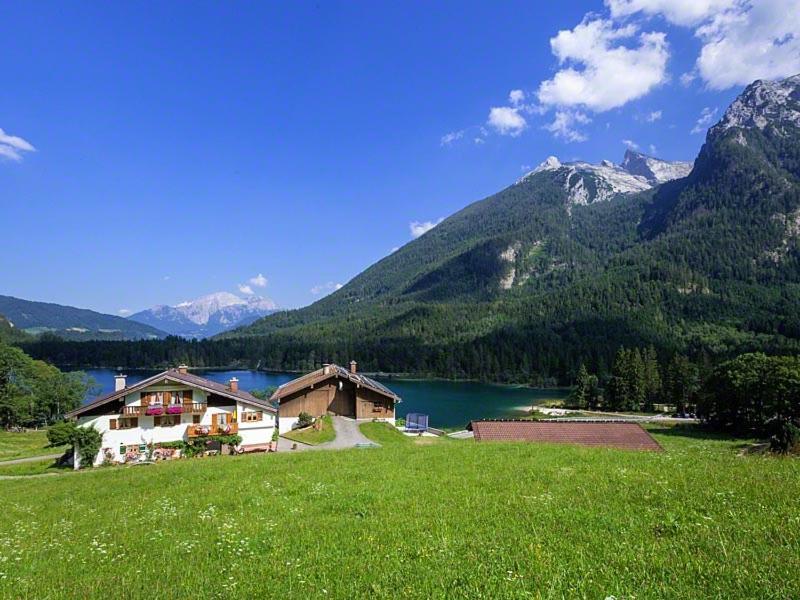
[270,364,401,403]
[66,368,275,418]
[467,420,662,451]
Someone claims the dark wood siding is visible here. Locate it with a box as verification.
[279,379,357,418]
[355,387,395,419]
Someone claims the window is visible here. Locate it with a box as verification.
[243,411,262,422]
[154,415,181,427]
[372,402,383,413]
[192,414,201,424]
[119,417,138,429]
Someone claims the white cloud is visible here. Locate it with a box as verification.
[606,0,736,26]
[310,282,343,296]
[238,284,254,295]
[537,18,669,112]
[163,275,171,281]
[440,130,464,146]
[622,139,640,149]
[487,107,528,136]
[691,106,718,134]
[474,137,485,145]
[249,273,268,288]
[649,143,658,154]
[695,0,800,90]
[0,128,35,162]
[508,89,526,106]
[680,71,697,86]
[545,110,591,142]
[118,308,131,316]
[645,110,662,122]
[609,0,800,90]
[520,164,532,172]
[409,217,444,239]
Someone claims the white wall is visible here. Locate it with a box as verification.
[76,385,276,465]
[278,416,299,434]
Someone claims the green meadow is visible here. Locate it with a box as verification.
[0,425,798,599]
[0,430,65,462]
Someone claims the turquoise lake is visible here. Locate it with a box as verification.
[82,369,570,429]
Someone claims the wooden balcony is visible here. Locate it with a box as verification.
[121,403,207,417]
[183,402,207,415]
[187,422,238,437]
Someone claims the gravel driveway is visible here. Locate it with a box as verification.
[278,416,378,452]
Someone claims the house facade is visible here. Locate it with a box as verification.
[66,366,276,466]
[271,361,400,433]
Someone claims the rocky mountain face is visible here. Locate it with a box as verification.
[519,151,692,206]
[129,292,279,338]
[711,74,800,136]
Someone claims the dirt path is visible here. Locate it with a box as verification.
[0,453,61,466]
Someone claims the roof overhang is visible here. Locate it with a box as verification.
[67,370,275,419]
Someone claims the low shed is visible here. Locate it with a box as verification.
[467,420,662,451]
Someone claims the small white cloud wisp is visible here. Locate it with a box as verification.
[0,128,35,162]
[409,218,444,239]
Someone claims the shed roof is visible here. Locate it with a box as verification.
[270,364,401,403]
[467,420,662,451]
[66,368,275,418]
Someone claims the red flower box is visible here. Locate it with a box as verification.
[166,405,183,415]
[145,406,164,416]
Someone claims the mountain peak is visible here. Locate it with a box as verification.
[520,150,692,206]
[532,155,561,173]
[711,72,800,137]
[620,149,693,185]
[129,291,279,338]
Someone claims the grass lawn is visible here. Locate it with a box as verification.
[0,424,798,598]
[0,457,66,477]
[359,421,450,446]
[282,415,335,445]
[358,421,411,446]
[0,429,66,462]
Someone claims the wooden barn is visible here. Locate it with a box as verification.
[271,362,400,433]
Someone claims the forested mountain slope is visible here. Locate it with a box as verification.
[0,295,167,341]
[215,74,800,382]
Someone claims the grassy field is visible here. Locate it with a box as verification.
[0,425,798,598]
[282,415,336,445]
[0,457,64,477]
[0,430,65,462]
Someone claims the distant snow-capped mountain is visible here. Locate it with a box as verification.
[129,292,279,338]
[519,150,693,206]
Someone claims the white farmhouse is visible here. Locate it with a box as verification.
[66,365,276,466]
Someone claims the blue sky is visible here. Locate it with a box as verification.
[1,1,798,314]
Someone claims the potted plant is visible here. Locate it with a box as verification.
[146,405,164,416]
[166,404,183,415]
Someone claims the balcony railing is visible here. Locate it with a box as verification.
[183,402,207,415]
[187,422,238,437]
[121,402,207,417]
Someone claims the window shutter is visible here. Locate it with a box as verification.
[109,419,118,430]
[131,418,138,428]
[154,416,162,427]
[184,390,193,402]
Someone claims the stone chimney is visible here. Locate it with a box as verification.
[114,374,127,392]
[229,377,239,392]
[177,364,188,375]
[349,360,357,374]
[322,364,331,375]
